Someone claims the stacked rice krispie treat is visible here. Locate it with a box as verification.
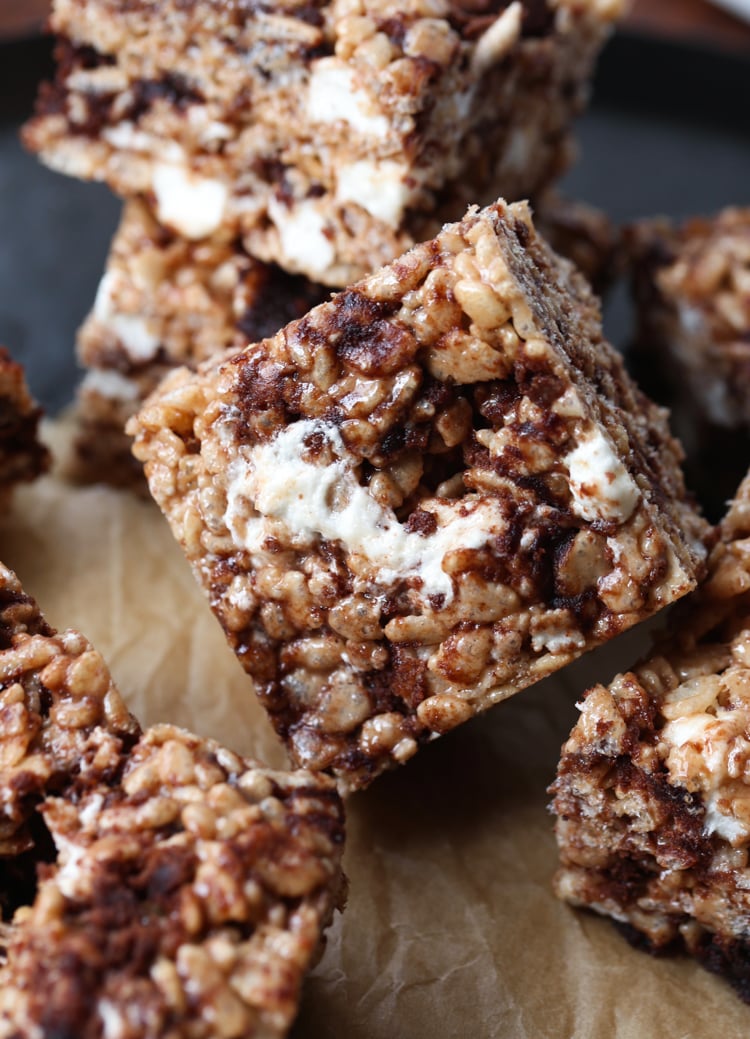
[0,561,346,1037]
[26,0,624,285]
[74,199,328,486]
[130,199,709,792]
[0,348,49,503]
[551,470,750,1001]
[627,208,750,518]
[24,0,625,486]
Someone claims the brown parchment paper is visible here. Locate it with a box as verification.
[2,422,748,1039]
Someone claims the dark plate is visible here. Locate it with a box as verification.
[1,31,750,414]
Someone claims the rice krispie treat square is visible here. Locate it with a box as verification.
[0,348,49,502]
[130,199,708,792]
[626,209,750,520]
[551,471,750,1002]
[0,562,346,1038]
[24,0,624,285]
[628,208,750,431]
[72,199,327,487]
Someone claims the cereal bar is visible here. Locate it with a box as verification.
[130,199,709,792]
[0,562,346,1038]
[627,209,750,519]
[24,0,624,285]
[72,198,326,487]
[629,208,750,430]
[0,348,49,503]
[551,471,750,1001]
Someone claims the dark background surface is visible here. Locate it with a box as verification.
[1,32,750,414]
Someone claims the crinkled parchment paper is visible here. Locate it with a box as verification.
[1,422,747,1039]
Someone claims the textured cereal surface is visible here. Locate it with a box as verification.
[0,348,49,501]
[24,0,623,284]
[551,471,750,1002]
[72,199,327,488]
[0,564,346,1039]
[131,198,707,792]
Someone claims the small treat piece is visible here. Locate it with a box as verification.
[551,471,750,1002]
[0,562,140,885]
[0,347,49,501]
[535,192,621,296]
[0,562,346,1038]
[628,208,750,430]
[627,209,750,520]
[72,198,327,487]
[130,199,708,792]
[24,0,624,285]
